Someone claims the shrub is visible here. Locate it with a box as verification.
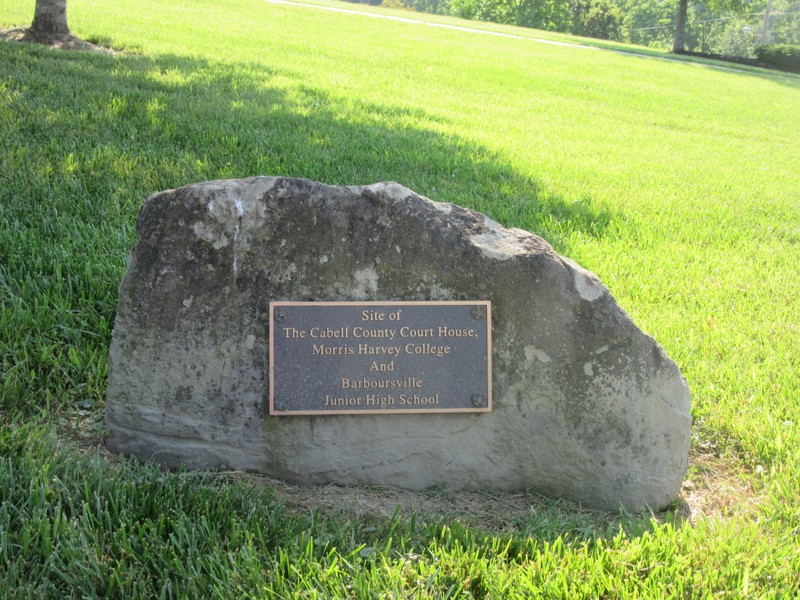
[755,44,800,73]
[571,0,625,41]
[404,0,452,14]
[450,0,477,18]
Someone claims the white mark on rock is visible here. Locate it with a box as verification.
[245,334,256,350]
[182,296,193,309]
[319,255,329,264]
[353,267,379,297]
[525,345,552,364]
[584,361,594,376]
[361,181,414,201]
[573,269,603,302]
[471,231,515,261]
[594,344,609,354]
[192,222,229,249]
[428,283,455,299]
[470,219,528,261]
[233,198,244,280]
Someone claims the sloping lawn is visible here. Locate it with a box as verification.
[1,0,799,595]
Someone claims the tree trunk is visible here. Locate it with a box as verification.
[759,0,772,45]
[31,0,70,36]
[672,0,688,53]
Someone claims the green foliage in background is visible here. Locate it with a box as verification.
[378,0,800,55]
[770,0,800,45]
[1,0,800,595]
[571,0,625,40]
[756,43,800,71]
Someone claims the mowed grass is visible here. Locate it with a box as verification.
[2,0,800,595]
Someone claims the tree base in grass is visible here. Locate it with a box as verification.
[0,27,107,52]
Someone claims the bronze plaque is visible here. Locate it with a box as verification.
[269,301,491,415]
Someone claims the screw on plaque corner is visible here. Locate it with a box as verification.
[275,397,289,411]
[471,394,487,408]
[471,305,486,320]
[274,309,288,323]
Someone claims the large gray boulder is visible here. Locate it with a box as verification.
[106,177,691,511]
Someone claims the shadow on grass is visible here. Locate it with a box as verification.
[613,44,800,89]
[0,38,617,253]
[0,420,689,598]
[0,40,631,541]
[266,474,691,550]
[1,38,617,416]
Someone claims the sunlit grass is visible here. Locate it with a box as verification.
[1,0,800,595]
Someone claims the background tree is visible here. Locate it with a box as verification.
[448,0,573,30]
[621,0,675,48]
[672,0,690,51]
[770,0,800,44]
[512,0,573,30]
[30,0,71,36]
[672,0,747,52]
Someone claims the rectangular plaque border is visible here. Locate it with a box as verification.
[269,300,492,416]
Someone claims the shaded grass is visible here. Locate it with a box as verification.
[0,39,614,421]
[3,420,799,598]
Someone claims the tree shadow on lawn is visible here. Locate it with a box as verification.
[0,39,617,258]
[2,41,651,545]
[210,443,759,549]
[619,46,800,90]
[2,39,619,417]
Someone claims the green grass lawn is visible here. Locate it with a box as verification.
[2,0,800,595]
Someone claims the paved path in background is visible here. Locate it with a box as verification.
[263,0,594,48]
[262,0,795,78]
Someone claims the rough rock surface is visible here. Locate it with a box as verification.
[106,177,691,511]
